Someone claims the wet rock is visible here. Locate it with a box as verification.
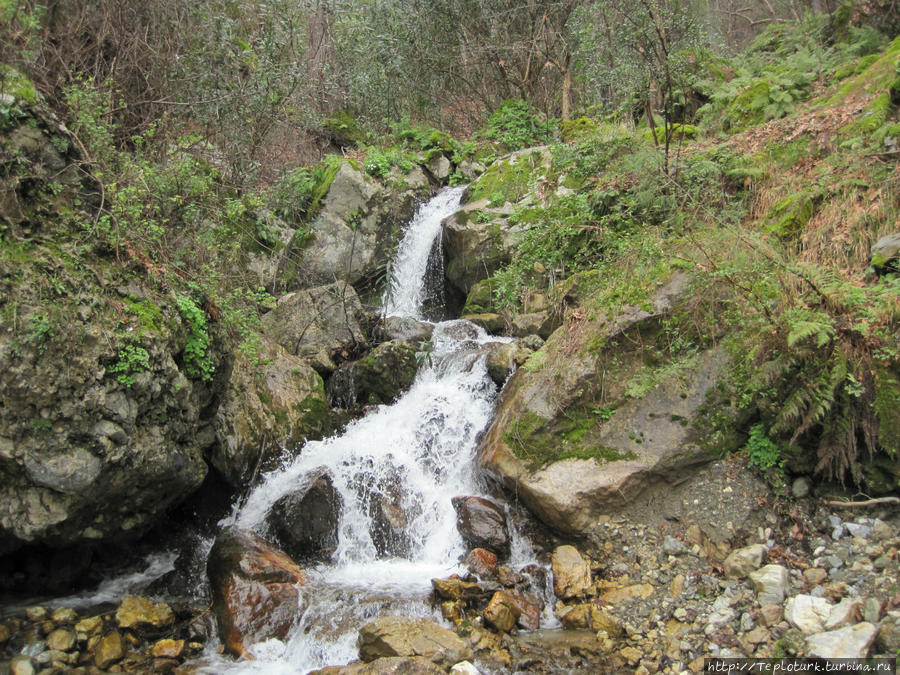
[377,317,434,344]
[551,545,592,600]
[452,496,510,557]
[464,313,506,335]
[50,607,77,624]
[212,338,329,486]
[432,576,487,602]
[327,339,418,407]
[206,527,309,657]
[723,544,767,579]
[151,639,185,659]
[749,564,790,606]
[75,615,103,637]
[0,623,9,644]
[427,154,451,181]
[363,467,420,558]
[806,622,877,658]
[484,340,538,386]
[9,656,36,675]
[24,607,47,622]
[267,467,342,561]
[281,161,430,291]
[785,595,832,634]
[94,631,125,669]
[357,616,473,666]
[115,595,175,634]
[45,627,76,651]
[442,203,528,295]
[484,591,521,632]
[466,548,499,577]
[261,282,368,374]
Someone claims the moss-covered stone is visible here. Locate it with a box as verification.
[764,192,818,239]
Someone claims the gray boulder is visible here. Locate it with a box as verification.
[261,282,368,374]
[477,275,739,534]
[451,495,510,557]
[212,338,329,486]
[326,339,418,407]
[267,467,342,562]
[281,162,431,291]
[871,233,900,273]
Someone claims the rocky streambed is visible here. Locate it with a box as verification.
[2,455,899,674]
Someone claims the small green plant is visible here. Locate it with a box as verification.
[109,344,151,387]
[743,424,784,472]
[176,294,214,381]
[26,314,53,354]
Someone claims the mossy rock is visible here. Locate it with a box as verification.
[323,110,367,148]
[559,117,599,143]
[723,80,770,132]
[0,65,39,106]
[763,192,818,239]
[462,279,500,315]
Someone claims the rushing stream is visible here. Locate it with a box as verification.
[200,187,544,672]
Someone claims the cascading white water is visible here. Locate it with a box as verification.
[205,187,535,674]
[383,186,465,319]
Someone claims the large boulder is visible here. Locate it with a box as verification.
[477,274,740,534]
[442,200,528,296]
[362,467,421,558]
[451,496,510,557]
[280,161,432,292]
[326,339,419,407]
[266,467,343,562]
[0,83,235,561]
[212,338,329,486]
[261,282,368,374]
[357,616,473,666]
[206,527,308,658]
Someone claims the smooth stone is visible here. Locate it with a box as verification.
[10,656,36,675]
[115,595,175,632]
[749,565,790,606]
[93,631,125,669]
[723,544,767,579]
[551,546,592,600]
[791,476,811,498]
[46,628,76,652]
[806,622,878,658]
[357,616,473,667]
[785,595,832,635]
[825,598,862,630]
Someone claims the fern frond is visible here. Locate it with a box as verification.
[787,318,835,348]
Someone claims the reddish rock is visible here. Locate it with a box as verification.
[466,548,499,577]
[207,527,309,657]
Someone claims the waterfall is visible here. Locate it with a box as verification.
[205,187,533,674]
[383,186,464,319]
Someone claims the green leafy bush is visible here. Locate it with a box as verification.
[481,100,556,151]
[109,344,151,387]
[176,294,214,381]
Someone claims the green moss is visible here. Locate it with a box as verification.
[640,123,699,144]
[843,91,894,137]
[0,65,38,105]
[503,410,636,469]
[461,279,499,315]
[559,117,599,143]
[724,80,770,132]
[123,298,165,335]
[296,393,330,435]
[471,154,541,204]
[323,110,367,147]
[763,192,817,239]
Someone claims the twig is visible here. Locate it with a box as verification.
[823,496,900,507]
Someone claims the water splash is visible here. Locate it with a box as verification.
[383,186,465,319]
[203,187,541,673]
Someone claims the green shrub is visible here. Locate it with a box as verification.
[481,100,557,151]
[176,294,214,381]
